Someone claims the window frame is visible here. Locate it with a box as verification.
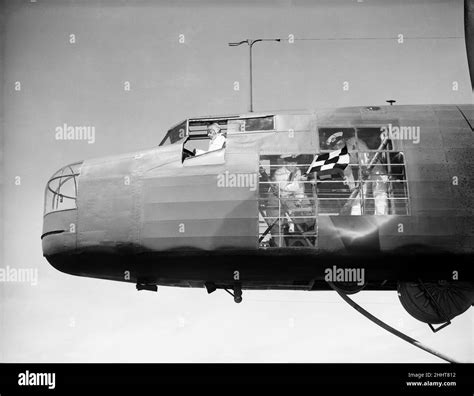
[159,119,189,146]
[181,135,226,166]
[316,125,410,216]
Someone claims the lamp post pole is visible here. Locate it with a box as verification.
[249,40,254,112]
[229,38,281,112]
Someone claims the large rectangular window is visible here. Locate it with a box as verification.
[317,127,410,216]
[257,126,410,248]
[258,154,317,248]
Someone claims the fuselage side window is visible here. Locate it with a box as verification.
[258,154,317,248]
[317,127,410,216]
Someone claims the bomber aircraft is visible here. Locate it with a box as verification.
[42,1,474,333]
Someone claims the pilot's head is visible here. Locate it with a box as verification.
[207,123,221,140]
[325,131,345,150]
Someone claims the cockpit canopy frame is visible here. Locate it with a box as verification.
[159,114,276,147]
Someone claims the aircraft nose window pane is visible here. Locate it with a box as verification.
[44,162,82,215]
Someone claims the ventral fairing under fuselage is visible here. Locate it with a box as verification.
[42,105,474,326]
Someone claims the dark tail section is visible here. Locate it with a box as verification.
[466,0,474,90]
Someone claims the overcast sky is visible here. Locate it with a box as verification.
[0,0,472,363]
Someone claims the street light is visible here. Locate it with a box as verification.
[228,38,281,112]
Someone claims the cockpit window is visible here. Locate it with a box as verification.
[228,116,274,132]
[188,119,227,136]
[161,116,273,146]
[159,120,187,146]
[244,116,274,131]
[182,121,227,162]
[182,136,212,160]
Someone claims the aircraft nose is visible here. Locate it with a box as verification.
[42,162,82,256]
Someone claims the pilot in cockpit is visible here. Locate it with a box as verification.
[207,123,226,151]
[194,123,226,156]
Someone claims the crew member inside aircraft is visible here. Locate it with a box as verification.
[327,132,389,215]
[193,123,226,156]
[273,155,307,200]
[265,155,312,246]
[207,123,226,151]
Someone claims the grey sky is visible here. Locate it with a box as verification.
[0,0,472,362]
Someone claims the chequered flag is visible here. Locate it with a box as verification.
[306,145,350,174]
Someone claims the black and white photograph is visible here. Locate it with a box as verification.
[0,0,473,391]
